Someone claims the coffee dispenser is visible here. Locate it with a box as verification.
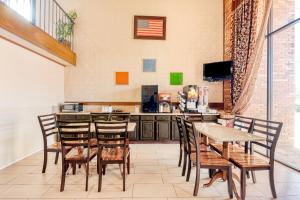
[158,93,172,113]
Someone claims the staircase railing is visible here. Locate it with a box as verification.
[0,0,75,50]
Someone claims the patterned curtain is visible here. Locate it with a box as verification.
[231,0,272,113]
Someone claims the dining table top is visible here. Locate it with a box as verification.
[194,122,265,143]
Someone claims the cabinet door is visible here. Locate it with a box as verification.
[157,121,170,140]
[172,121,180,140]
[141,121,155,140]
[129,121,139,141]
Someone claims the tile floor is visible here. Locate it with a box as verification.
[0,144,300,199]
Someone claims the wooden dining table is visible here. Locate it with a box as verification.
[194,122,265,200]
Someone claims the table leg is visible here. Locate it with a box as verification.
[203,171,224,187]
[203,141,241,200]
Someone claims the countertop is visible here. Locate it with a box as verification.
[56,112,219,116]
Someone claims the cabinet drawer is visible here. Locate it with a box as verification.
[57,115,75,121]
[202,115,218,122]
[171,115,182,121]
[130,115,140,121]
[156,116,171,121]
[76,115,91,120]
[140,115,155,121]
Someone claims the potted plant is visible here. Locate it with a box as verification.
[56,10,77,48]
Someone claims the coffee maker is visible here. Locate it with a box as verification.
[158,93,172,113]
[141,85,158,113]
[178,85,199,112]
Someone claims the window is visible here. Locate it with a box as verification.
[249,0,300,170]
[1,0,33,22]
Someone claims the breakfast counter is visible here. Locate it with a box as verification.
[56,112,219,116]
[56,112,219,141]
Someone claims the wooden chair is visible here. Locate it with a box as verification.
[95,120,130,192]
[90,113,110,147]
[57,119,97,192]
[210,116,254,154]
[176,116,187,174]
[38,114,66,173]
[229,118,283,200]
[176,117,209,178]
[184,120,233,197]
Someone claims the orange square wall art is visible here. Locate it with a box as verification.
[115,72,129,85]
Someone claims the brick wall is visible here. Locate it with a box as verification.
[223,0,234,112]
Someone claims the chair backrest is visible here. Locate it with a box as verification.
[91,113,110,122]
[233,116,254,133]
[183,119,198,155]
[57,120,92,155]
[38,114,58,145]
[176,116,186,147]
[110,113,130,121]
[94,120,129,149]
[250,118,283,163]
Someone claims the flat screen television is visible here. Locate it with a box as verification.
[203,61,233,82]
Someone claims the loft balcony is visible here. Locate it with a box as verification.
[0,0,76,66]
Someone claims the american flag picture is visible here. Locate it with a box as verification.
[134,16,166,40]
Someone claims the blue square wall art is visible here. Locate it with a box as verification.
[143,59,156,72]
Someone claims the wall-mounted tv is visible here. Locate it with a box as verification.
[203,61,233,82]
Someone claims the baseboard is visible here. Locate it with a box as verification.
[0,148,43,170]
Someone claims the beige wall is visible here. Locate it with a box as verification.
[0,38,64,169]
[59,0,224,102]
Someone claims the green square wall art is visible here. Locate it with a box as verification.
[170,72,183,85]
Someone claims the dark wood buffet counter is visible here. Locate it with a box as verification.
[56,112,219,141]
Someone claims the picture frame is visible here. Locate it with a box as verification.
[134,15,166,40]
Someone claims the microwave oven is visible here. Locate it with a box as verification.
[60,103,83,113]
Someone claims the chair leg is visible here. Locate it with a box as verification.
[251,171,257,184]
[60,161,66,192]
[103,165,106,175]
[42,150,48,173]
[246,171,250,179]
[209,169,216,178]
[97,158,99,174]
[98,162,102,192]
[182,151,187,176]
[127,154,130,174]
[123,160,126,191]
[54,152,59,164]
[240,169,246,200]
[85,162,89,191]
[72,163,76,175]
[269,167,277,198]
[186,156,192,182]
[193,163,200,196]
[178,147,183,167]
[227,167,233,199]
[208,169,212,178]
